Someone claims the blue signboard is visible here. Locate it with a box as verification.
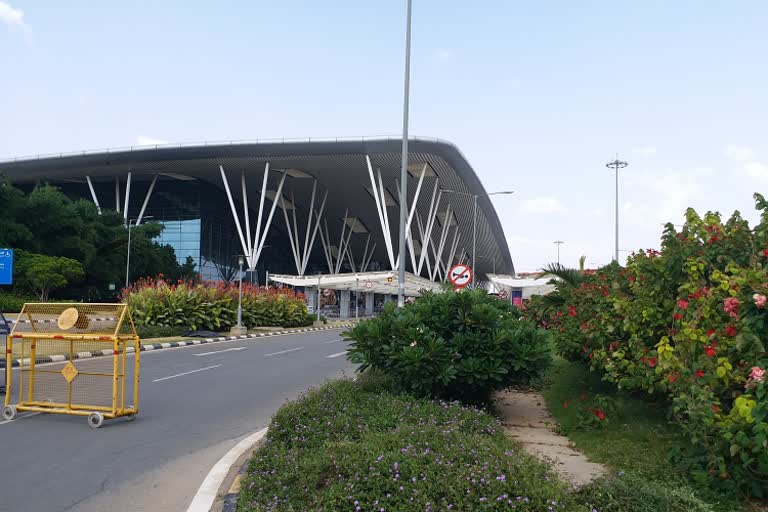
[0,249,13,285]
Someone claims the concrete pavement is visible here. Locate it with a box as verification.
[0,328,356,512]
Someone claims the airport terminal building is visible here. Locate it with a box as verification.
[0,137,513,313]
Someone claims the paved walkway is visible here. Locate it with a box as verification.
[494,389,607,489]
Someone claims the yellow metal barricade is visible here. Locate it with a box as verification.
[2,303,141,428]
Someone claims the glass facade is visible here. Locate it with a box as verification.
[54,176,300,283]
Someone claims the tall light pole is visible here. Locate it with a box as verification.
[125,215,153,289]
[444,190,514,287]
[554,240,564,265]
[396,0,413,308]
[606,156,628,263]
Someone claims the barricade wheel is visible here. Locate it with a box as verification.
[2,405,16,421]
[88,412,104,429]
[126,414,136,422]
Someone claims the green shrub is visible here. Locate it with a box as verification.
[238,378,587,511]
[579,474,716,512]
[135,324,189,339]
[345,288,552,402]
[525,195,768,496]
[124,278,309,331]
[0,292,35,313]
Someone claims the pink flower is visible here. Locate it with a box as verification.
[678,299,689,310]
[749,366,765,383]
[724,297,740,319]
[753,294,767,308]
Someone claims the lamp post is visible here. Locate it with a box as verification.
[606,156,628,263]
[125,216,153,289]
[443,190,514,287]
[554,240,564,265]
[396,0,413,308]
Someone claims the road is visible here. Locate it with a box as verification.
[0,328,356,512]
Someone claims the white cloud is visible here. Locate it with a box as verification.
[745,161,768,179]
[520,197,566,214]
[724,145,754,162]
[0,1,24,27]
[632,146,657,157]
[135,135,168,146]
[0,1,31,42]
[434,48,453,62]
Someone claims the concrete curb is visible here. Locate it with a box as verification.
[187,427,269,512]
[2,324,355,368]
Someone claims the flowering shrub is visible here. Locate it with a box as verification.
[526,194,768,496]
[123,276,310,330]
[238,377,590,511]
[345,289,552,402]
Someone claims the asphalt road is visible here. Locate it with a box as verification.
[0,328,356,512]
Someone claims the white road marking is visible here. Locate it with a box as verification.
[0,412,42,426]
[152,364,222,382]
[193,347,247,357]
[186,426,268,512]
[326,351,347,358]
[322,338,343,344]
[264,347,304,357]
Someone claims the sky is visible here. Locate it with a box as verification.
[2,1,768,272]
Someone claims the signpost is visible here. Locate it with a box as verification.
[0,312,9,395]
[0,249,13,286]
[448,264,472,290]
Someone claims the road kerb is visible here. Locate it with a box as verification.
[186,427,268,512]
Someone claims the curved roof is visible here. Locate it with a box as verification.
[0,137,513,276]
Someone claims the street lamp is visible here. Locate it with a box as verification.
[125,216,153,289]
[396,0,414,308]
[554,240,564,265]
[443,190,514,286]
[606,156,628,263]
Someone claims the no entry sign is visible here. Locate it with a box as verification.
[448,264,472,289]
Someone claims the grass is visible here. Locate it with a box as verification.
[238,373,595,512]
[543,358,752,512]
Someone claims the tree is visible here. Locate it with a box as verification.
[15,252,84,300]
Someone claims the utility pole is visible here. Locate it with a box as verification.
[554,240,564,265]
[605,156,628,263]
[397,0,413,307]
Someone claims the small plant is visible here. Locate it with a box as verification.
[345,288,552,403]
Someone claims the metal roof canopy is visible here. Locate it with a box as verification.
[268,271,443,296]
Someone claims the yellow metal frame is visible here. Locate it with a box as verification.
[4,303,141,423]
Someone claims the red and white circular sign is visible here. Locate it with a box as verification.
[448,264,473,288]
[498,289,509,299]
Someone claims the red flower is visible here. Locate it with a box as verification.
[712,404,719,414]
[628,276,635,283]
[763,249,768,258]
[706,329,716,338]
[668,372,679,383]
[609,341,619,351]
[563,401,569,409]
[594,409,606,421]
[725,325,737,337]
[648,357,657,367]
[678,299,689,310]
[568,306,577,317]
[588,352,594,359]
[695,369,705,378]
[673,312,683,321]
[704,345,716,357]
